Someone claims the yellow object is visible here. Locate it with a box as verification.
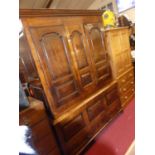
[102,10,116,28]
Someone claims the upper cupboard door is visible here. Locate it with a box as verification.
[29,25,80,109]
[66,25,95,91]
[84,23,112,85]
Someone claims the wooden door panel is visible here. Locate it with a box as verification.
[123,51,132,69]
[67,25,94,89]
[19,35,38,82]
[87,98,105,121]
[70,30,89,69]
[40,32,71,79]
[84,23,111,84]
[110,32,121,53]
[30,25,80,108]
[89,27,106,62]
[120,30,130,51]
[115,55,124,75]
[60,114,86,142]
[80,70,93,87]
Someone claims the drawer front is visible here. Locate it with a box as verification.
[119,73,128,86]
[89,112,108,136]
[118,68,134,87]
[106,86,121,118]
[60,114,86,142]
[31,119,55,143]
[127,69,134,80]
[19,106,46,127]
[121,86,134,106]
[107,100,120,119]
[87,95,106,121]
[66,129,89,155]
[119,78,134,95]
[106,88,120,105]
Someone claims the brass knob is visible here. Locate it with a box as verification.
[129,73,133,77]
[122,79,125,83]
[123,88,127,91]
[124,96,128,99]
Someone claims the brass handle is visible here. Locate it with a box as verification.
[124,96,128,99]
[129,73,133,77]
[130,81,134,84]
[122,79,125,83]
[123,88,127,91]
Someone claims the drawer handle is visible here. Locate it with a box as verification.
[129,73,133,77]
[122,79,126,83]
[130,81,134,84]
[123,88,127,91]
[132,89,134,92]
[124,96,128,99]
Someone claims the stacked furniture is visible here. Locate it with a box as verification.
[19,97,61,155]
[19,9,134,155]
[105,27,135,107]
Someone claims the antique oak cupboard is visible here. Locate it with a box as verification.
[19,9,133,155]
[105,28,135,107]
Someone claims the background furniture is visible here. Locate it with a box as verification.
[19,97,61,155]
[105,27,135,107]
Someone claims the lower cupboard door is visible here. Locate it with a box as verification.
[90,116,108,136]
[66,130,90,155]
[107,100,121,119]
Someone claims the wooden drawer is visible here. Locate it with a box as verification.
[19,99,47,127]
[55,114,89,155]
[107,99,121,119]
[34,133,57,155]
[87,93,106,121]
[106,87,120,105]
[66,129,90,155]
[59,114,86,142]
[31,119,54,143]
[121,86,134,106]
[118,73,128,86]
[89,112,108,136]
[119,78,134,95]
[127,69,134,80]
[106,86,121,118]
[118,67,134,87]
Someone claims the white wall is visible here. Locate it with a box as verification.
[88,0,135,23]
[119,7,135,23]
[88,0,118,14]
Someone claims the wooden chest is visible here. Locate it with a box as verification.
[19,97,60,155]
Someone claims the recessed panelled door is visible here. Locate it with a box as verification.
[29,25,80,109]
[110,31,124,76]
[120,30,132,70]
[84,23,112,85]
[66,25,95,91]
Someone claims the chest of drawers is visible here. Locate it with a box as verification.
[105,27,135,107]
